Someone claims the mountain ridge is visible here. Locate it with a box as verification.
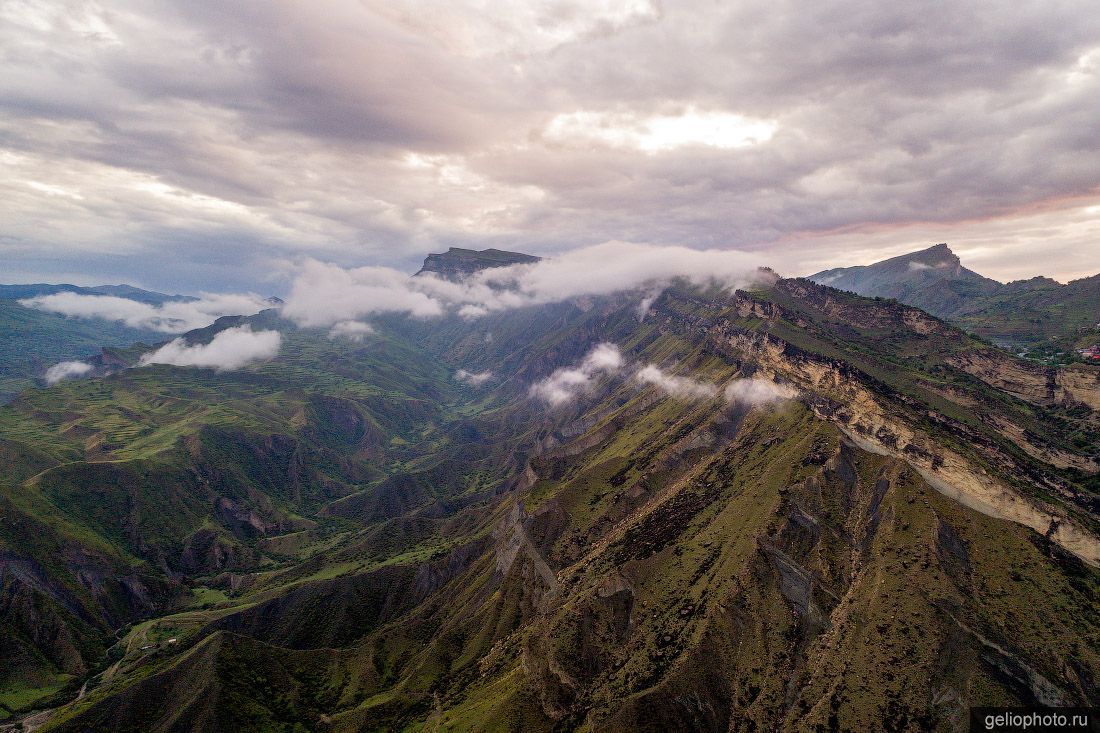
[0,283,193,305]
[809,243,1100,353]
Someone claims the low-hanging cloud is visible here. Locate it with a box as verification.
[529,342,623,406]
[723,378,798,406]
[20,292,272,334]
[44,360,93,385]
[635,364,719,400]
[455,369,493,385]
[281,242,772,329]
[280,259,445,327]
[328,320,375,342]
[138,326,281,371]
[906,260,953,272]
[636,289,662,321]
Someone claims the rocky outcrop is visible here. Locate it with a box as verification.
[935,603,1069,707]
[494,502,560,604]
[415,247,539,281]
[947,351,1062,405]
[774,277,951,335]
[1057,364,1100,411]
[987,414,1100,472]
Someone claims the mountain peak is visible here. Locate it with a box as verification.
[908,242,957,264]
[810,241,988,289]
[415,247,540,280]
[920,242,952,255]
[867,242,961,274]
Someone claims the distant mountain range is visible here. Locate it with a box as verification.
[0,301,165,404]
[0,283,192,305]
[810,243,1100,354]
[0,285,278,403]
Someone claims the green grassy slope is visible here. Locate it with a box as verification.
[0,299,163,403]
[951,274,1100,355]
[0,324,471,717]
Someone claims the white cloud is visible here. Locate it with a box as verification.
[138,326,281,371]
[907,260,952,272]
[20,292,271,334]
[44,360,92,385]
[455,368,493,385]
[723,378,797,406]
[280,259,444,327]
[528,354,794,409]
[458,304,491,318]
[328,320,375,342]
[636,289,662,320]
[529,342,622,406]
[280,242,771,328]
[634,364,718,400]
[476,241,769,306]
[545,108,777,152]
[371,0,659,58]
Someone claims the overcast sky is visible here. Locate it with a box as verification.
[2,0,1099,293]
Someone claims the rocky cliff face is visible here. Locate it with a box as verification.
[1057,365,1100,411]
[944,351,1100,412]
[414,247,540,281]
[656,285,1100,566]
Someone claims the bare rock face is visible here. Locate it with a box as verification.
[214,497,277,538]
[948,351,1061,405]
[494,502,560,603]
[1057,364,1100,410]
[494,502,529,577]
[947,351,1100,411]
